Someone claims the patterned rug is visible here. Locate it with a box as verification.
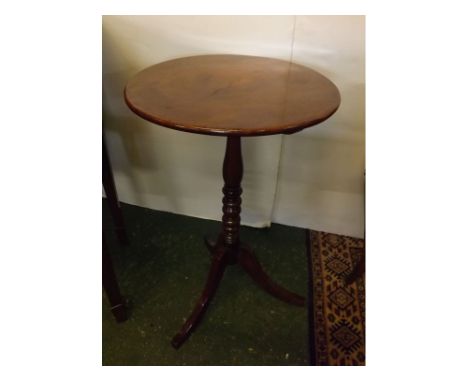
[307,230,365,366]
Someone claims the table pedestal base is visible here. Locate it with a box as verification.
[171,136,305,349]
[171,236,305,349]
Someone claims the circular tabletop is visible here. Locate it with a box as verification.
[124,55,340,137]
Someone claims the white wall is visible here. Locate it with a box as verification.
[102,15,365,238]
[272,16,365,238]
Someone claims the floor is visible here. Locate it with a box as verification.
[102,201,309,366]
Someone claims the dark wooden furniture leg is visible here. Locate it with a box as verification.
[346,255,365,285]
[172,137,305,348]
[238,246,305,306]
[171,250,229,349]
[102,136,129,245]
[102,233,128,323]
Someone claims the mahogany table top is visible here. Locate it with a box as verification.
[124,55,340,137]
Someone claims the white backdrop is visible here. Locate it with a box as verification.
[102,15,365,238]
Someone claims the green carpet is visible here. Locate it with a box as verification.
[102,201,309,365]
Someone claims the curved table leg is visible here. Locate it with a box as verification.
[238,247,305,307]
[172,249,229,349]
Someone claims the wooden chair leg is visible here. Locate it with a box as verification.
[102,136,129,245]
[346,255,365,285]
[102,233,128,323]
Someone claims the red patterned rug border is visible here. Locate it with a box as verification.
[307,230,365,366]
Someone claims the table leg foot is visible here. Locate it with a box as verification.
[238,246,305,307]
[110,301,129,323]
[172,250,228,349]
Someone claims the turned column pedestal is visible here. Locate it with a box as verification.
[171,136,305,348]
